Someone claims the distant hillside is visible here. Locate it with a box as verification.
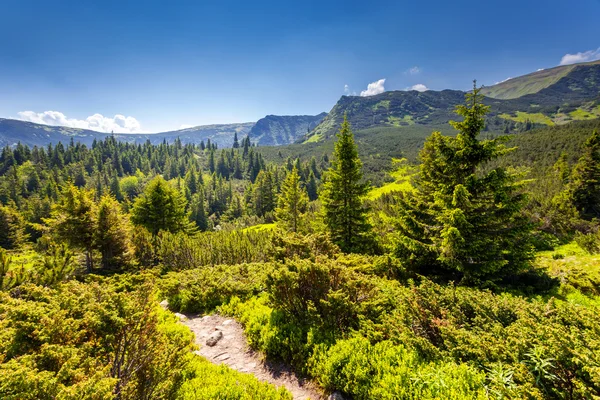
[249,113,327,145]
[0,119,254,148]
[306,90,465,142]
[481,60,600,99]
[305,61,600,143]
[0,118,110,147]
[136,123,255,148]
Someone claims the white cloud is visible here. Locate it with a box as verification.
[360,79,386,97]
[537,68,545,71]
[409,84,428,92]
[16,110,143,133]
[343,84,357,96]
[559,47,600,66]
[406,66,421,75]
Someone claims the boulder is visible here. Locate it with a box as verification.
[206,330,223,347]
[174,312,187,321]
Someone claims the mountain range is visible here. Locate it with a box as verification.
[1,60,599,149]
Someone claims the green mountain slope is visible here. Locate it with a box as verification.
[481,60,600,99]
[305,61,600,144]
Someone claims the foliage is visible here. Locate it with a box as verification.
[275,166,308,232]
[0,278,194,399]
[177,356,292,399]
[0,204,28,249]
[45,184,97,272]
[395,84,535,283]
[157,230,273,272]
[131,176,195,235]
[96,195,134,270]
[568,130,600,220]
[321,116,373,253]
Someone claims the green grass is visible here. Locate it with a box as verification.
[481,64,576,99]
[570,107,600,120]
[303,132,323,143]
[5,248,41,272]
[536,242,600,305]
[499,111,555,125]
[372,100,390,110]
[367,159,415,200]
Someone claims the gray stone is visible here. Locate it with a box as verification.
[206,330,223,347]
[174,312,187,321]
[328,391,345,400]
[159,299,169,309]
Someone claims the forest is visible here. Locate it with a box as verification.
[1,86,600,399]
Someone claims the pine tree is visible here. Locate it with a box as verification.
[568,130,600,220]
[189,189,209,231]
[95,195,134,270]
[233,132,240,148]
[395,82,533,282]
[46,184,97,272]
[321,115,372,253]
[131,176,194,235]
[276,166,308,232]
[0,204,28,249]
[252,170,275,217]
[306,171,318,201]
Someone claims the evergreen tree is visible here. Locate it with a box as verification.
[0,204,28,249]
[189,189,209,231]
[46,184,97,272]
[110,174,124,201]
[252,170,275,217]
[208,150,216,173]
[568,130,600,220]
[321,116,372,253]
[233,132,240,148]
[131,176,194,235]
[276,166,308,232]
[95,194,134,270]
[394,82,533,282]
[306,171,318,201]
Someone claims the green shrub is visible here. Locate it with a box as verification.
[177,355,292,400]
[160,263,276,313]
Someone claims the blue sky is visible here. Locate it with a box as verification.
[1,0,599,133]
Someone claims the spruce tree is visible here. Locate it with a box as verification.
[46,184,97,272]
[252,170,275,217]
[568,130,600,220]
[306,171,318,201]
[0,204,28,249]
[131,176,194,235]
[276,166,308,232]
[233,132,240,148]
[321,115,372,253]
[189,189,209,231]
[95,194,134,270]
[395,82,533,282]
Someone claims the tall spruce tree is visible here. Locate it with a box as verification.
[276,166,308,232]
[321,115,372,253]
[395,82,533,282]
[131,176,194,235]
[46,184,97,272]
[95,194,134,270]
[568,130,600,220]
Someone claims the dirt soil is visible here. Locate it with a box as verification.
[182,314,324,400]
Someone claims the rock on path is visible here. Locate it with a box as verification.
[182,314,324,400]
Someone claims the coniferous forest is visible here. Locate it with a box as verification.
[1,86,600,400]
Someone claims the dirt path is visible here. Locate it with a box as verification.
[181,314,324,400]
